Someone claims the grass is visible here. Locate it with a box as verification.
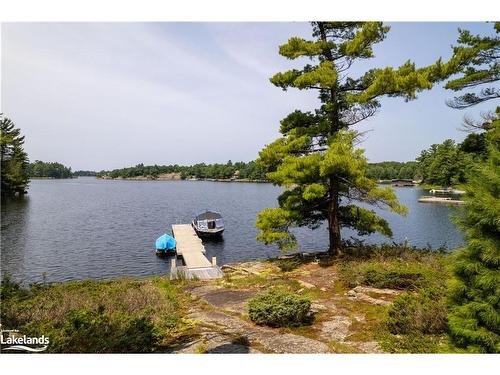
[331,243,456,353]
[337,244,450,291]
[0,276,193,353]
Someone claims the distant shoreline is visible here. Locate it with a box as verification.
[30,176,75,180]
[96,175,269,183]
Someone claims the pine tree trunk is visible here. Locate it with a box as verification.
[328,179,341,255]
[317,22,342,256]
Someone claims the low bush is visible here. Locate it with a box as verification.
[47,307,158,353]
[275,258,303,272]
[339,259,446,291]
[1,276,187,353]
[377,331,444,353]
[248,289,312,327]
[386,289,448,335]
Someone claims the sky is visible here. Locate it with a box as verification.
[1,22,496,171]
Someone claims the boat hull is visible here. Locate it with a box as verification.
[155,249,176,256]
[192,223,224,238]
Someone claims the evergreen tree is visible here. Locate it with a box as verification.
[449,118,500,353]
[256,22,441,254]
[443,23,500,109]
[1,115,30,195]
[433,22,500,353]
[416,139,471,187]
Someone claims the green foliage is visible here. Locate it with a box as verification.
[386,289,448,335]
[257,22,439,254]
[377,331,447,354]
[0,115,30,195]
[248,289,312,327]
[340,260,444,290]
[460,132,488,156]
[72,170,97,177]
[448,118,500,353]
[439,22,500,109]
[365,161,418,180]
[0,277,188,353]
[380,288,450,351]
[338,244,449,291]
[423,22,500,353]
[99,160,267,181]
[28,160,73,179]
[274,258,303,272]
[51,307,157,353]
[417,139,472,186]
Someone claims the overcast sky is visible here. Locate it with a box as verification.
[1,22,495,171]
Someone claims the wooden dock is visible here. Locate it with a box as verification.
[418,196,465,205]
[170,224,223,280]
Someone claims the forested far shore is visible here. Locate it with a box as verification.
[96,160,268,181]
[28,160,73,179]
[94,131,486,186]
[16,131,488,186]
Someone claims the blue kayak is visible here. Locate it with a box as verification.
[155,234,176,252]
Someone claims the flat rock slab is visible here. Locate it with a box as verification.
[186,284,221,297]
[349,340,384,354]
[189,310,331,354]
[347,291,391,306]
[202,289,256,309]
[170,331,261,354]
[187,285,257,313]
[320,316,352,342]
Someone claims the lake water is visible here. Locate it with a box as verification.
[1,178,464,284]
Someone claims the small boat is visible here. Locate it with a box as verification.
[192,210,224,238]
[155,233,176,255]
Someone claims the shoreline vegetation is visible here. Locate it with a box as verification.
[2,21,498,355]
[1,244,460,354]
[23,133,483,188]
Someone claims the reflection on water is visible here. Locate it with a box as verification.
[1,178,464,283]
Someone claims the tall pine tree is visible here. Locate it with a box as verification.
[449,116,499,353]
[435,22,500,353]
[1,115,30,196]
[256,22,442,254]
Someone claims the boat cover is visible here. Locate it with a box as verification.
[155,234,176,250]
[194,211,222,221]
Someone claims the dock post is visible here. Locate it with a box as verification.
[171,257,176,271]
[211,257,217,266]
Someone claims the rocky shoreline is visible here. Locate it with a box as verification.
[2,247,451,353]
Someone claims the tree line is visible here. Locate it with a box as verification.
[28,160,73,179]
[98,160,267,180]
[365,131,488,186]
[365,161,418,181]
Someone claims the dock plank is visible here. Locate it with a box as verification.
[171,224,223,280]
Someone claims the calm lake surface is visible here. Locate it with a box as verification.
[1,178,464,283]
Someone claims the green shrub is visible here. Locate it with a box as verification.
[275,258,302,272]
[1,277,187,353]
[386,289,448,335]
[340,260,445,290]
[377,331,444,353]
[248,289,312,327]
[48,307,158,353]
